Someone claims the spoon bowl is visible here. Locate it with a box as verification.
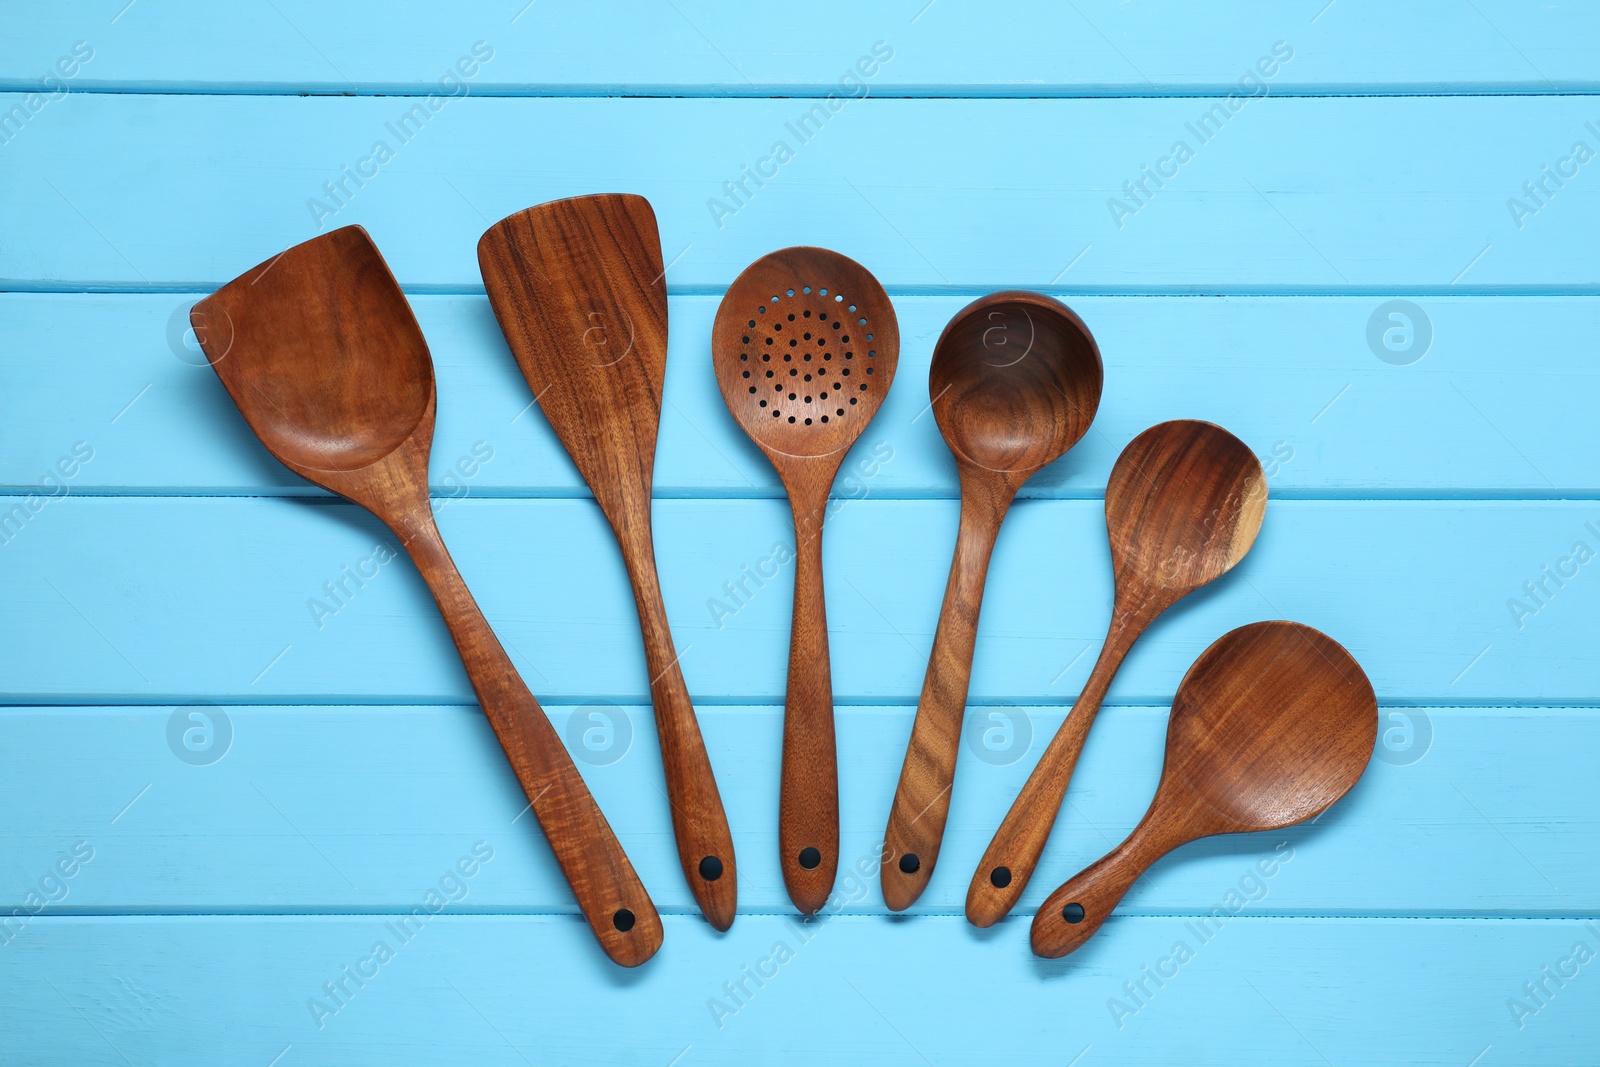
[930,292,1102,474]
[1107,419,1267,598]
[882,292,1102,909]
[1031,621,1377,958]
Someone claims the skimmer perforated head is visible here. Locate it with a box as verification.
[713,247,898,460]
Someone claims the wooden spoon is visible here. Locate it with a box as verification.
[966,419,1266,927]
[478,194,737,931]
[1032,621,1377,957]
[191,226,662,967]
[712,248,899,913]
[881,292,1103,910]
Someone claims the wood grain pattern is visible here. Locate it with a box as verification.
[478,194,736,931]
[713,247,899,913]
[9,293,1600,499]
[1031,621,1378,958]
[881,292,1102,910]
[190,226,661,966]
[7,13,1600,1056]
[967,420,1266,926]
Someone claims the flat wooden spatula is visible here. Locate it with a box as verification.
[479,194,738,930]
[192,225,662,966]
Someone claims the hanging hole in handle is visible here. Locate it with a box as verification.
[613,908,636,932]
[1061,902,1085,924]
[798,846,822,870]
[989,866,1012,888]
[699,855,724,881]
[898,853,920,874]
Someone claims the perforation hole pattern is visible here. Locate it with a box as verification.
[737,284,878,426]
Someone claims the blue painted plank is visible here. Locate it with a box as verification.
[0,497,1595,706]
[3,96,1597,291]
[0,706,1589,915]
[1,915,1593,1064]
[2,6,1596,1058]
[3,1,1597,95]
[4,293,1596,497]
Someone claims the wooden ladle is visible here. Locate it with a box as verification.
[1032,621,1377,958]
[478,194,737,931]
[967,419,1266,927]
[192,226,662,967]
[881,292,1103,911]
[712,248,899,914]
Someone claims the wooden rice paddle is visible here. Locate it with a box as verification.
[967,419,1267,927]
[1032,621,1376,957]
[192,226,662,966]
[478,194,738,930]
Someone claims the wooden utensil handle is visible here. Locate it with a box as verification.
[1030,815,1176,958]
[617,527,739,931]
[397,505,662,966]
[965,602,1148,928]
[779,473,840,914]
[881,478,1010,910]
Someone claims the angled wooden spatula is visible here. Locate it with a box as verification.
[192,225,662,966]
[479,194,737,930]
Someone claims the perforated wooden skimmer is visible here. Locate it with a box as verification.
[712,247,899,914]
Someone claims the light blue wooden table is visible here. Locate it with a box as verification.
[3,2,1598,1062]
